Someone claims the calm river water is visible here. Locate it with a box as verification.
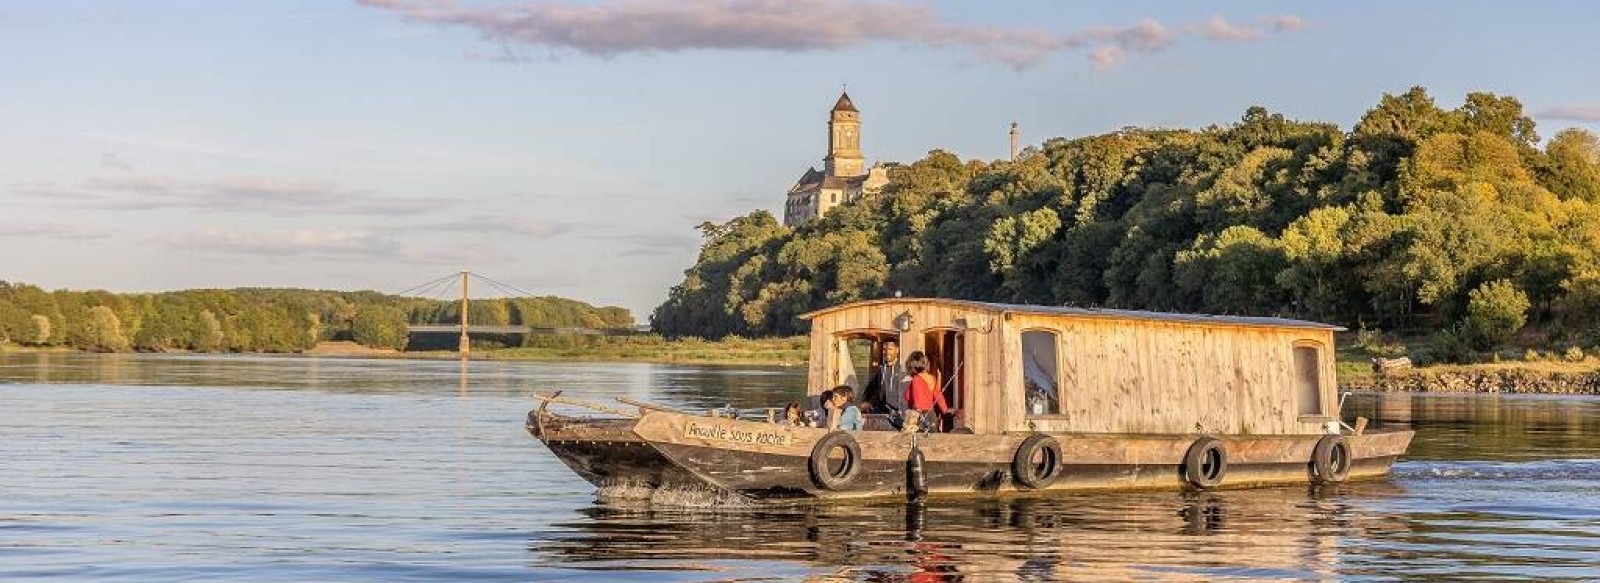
[1,353,1597,582]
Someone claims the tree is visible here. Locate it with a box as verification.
[1454,92,1539,147]
[352,306,409,350]
[1173,226,1287,314]
[80,306,131,352]
[1541,128,1600,202]
[984,207,1061,298]
[30,314,51,344]
[1465,279,1530,349]
[195,309,224,352]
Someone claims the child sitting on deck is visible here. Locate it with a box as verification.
[826,385,864,431]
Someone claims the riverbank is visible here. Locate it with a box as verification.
[320,335,810,366]
[1343,362,1600,395]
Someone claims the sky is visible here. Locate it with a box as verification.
[2,1,1598,320]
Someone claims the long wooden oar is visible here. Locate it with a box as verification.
[532,391,640,418]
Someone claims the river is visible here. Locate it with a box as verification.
[1,353,1596,581]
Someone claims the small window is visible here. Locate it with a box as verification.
[1294,345,1322,415]
[1022,330,1060,415]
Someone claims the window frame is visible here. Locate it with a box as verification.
[830,328,898,393]
[1292,340,1330,421]
[1020,327,1064,418]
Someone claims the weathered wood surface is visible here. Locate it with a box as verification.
[806,299,1339,437]
[535,410,1413,501]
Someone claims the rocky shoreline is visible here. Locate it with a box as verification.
[1348,368,1600,395]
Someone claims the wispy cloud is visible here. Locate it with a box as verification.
[1088,46,1125,72]
[412,215,578,238]
[1536,105,1600,122]
[596,231,702,257]
[9,174,451,216]
[99,151,134,171]
[151,228,488,264]
[154,229,399,259]
[0,222,111,241]
[1193,15,1307,42]
[357,0,1306,70]
[1195,16,1265,42]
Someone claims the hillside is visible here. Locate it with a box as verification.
[653,87,1600,365]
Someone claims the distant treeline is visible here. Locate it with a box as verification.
[653,87,1600,363]
[0,283,633,353]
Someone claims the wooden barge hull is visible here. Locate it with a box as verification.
[529,410,1414,502]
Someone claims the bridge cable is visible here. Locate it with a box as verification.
[470,272,543,299]
[390,272,461,297]
[473,278,524,299]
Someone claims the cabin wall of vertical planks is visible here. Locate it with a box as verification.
[805,299,1338,437]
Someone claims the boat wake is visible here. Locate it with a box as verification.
[1394,458,1600,481]
[594,480,756,509]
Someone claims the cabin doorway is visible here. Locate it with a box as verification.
[923,329,967,432]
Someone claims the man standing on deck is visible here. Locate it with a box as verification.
[863,340,909,417]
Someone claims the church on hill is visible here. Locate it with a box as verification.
[782,91,890,228]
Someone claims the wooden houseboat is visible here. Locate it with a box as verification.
[528,299,1413,502]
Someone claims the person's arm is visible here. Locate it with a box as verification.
[932,375,951,414]
[841,406,862,431]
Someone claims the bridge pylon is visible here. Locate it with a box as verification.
[458,270,470,359]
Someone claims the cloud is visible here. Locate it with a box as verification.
[357,0,1306,71]
[9,174,451,216]
[153,229,401,259]
[1088,46,1125,72]
[1263,14,1305,32]
[0,222,111,241]
[1536,105,1600,122]
[99,151,134,171]
[412,215,577,238]
[1074,18,1172,53]
[1195,16,1266,42]
[599,232,702,257]
[150,228,487,265]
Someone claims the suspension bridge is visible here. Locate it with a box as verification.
[392,270,610,358]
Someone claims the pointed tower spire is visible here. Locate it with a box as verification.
[832,90,858,113]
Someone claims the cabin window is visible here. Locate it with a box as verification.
[1294,345,1323,415]
[834,331,896,395]
[1021,330,1060,415]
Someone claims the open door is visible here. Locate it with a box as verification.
[923,329,967,432]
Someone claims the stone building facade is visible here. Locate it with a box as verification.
[782,91,889,228]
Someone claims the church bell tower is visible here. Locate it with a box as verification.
[824,90,864,177]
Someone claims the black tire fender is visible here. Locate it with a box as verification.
[1310,434,1352,484]
[808,431,862,490]
[1182,436,1228,489]
[1011,433,1064,491]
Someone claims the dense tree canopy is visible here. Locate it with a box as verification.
[0,283,633,353]
[653,88,1600,361]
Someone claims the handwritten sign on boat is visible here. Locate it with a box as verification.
[683,420,794,447]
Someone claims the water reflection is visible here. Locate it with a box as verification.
[2,354,1597,581]
[1344,392,1600,460]
[536,485,1413,581]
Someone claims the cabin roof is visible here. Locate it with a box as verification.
[799,298,1346,332]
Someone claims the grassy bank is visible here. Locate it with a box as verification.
[471,335,810,366]
[1334,330,1600,389]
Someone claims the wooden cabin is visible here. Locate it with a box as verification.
[800,299,1345,437]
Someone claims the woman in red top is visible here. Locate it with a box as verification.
[904,351,948,431]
